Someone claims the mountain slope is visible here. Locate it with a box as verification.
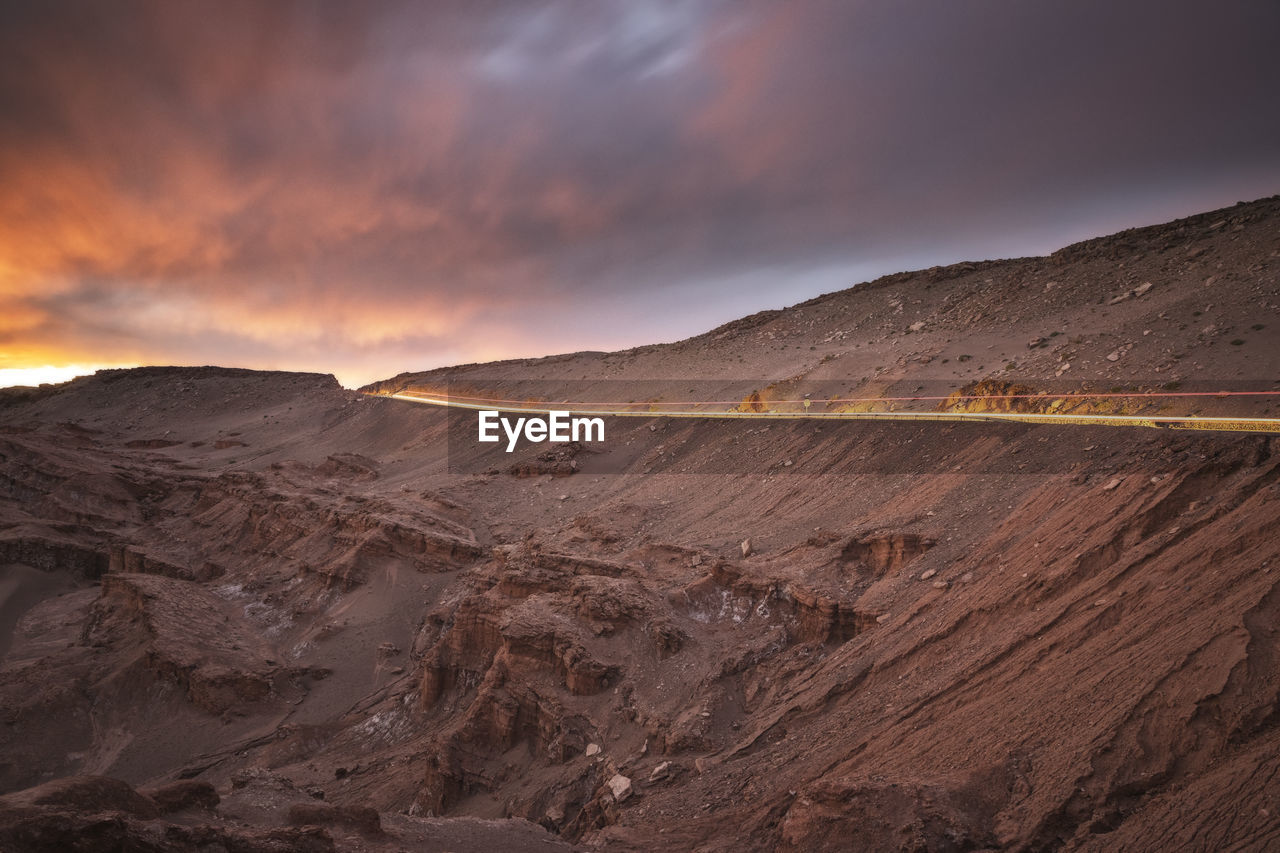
[367,194,1280,420]
[1,197,1279,851]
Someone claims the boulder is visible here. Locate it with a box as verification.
[606,774,633,803]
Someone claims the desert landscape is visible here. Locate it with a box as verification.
[2,196,1278,850]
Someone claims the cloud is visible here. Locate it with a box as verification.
[0,0,1277,386]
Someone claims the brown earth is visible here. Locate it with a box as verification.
[1,196,1278,851]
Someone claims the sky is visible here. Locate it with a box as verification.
[1,1,1277,388]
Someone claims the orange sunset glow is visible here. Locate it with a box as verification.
[1,1,1277,387]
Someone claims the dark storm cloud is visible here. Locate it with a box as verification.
[0,0,1277,385]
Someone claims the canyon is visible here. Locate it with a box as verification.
[2,196,1279,851]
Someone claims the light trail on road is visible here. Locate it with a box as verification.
[408,388,1280,407]
[379,392,1280,434]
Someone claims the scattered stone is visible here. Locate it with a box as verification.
[1109,281,1153,304]
[1103,478,1122,491]
[606,774,633,803]
[782,459,793,467]
[960,572,974,583]
[1027,337,1046,349]
[558,494,569,501]
[1106,349,1123,362]
[875,613,891,624]
[920,568,937,581]
[650,761,673,782]
[585,743,601,757]
[932,580,949,590]
[908,321,925,332]
[740,538,753,558]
